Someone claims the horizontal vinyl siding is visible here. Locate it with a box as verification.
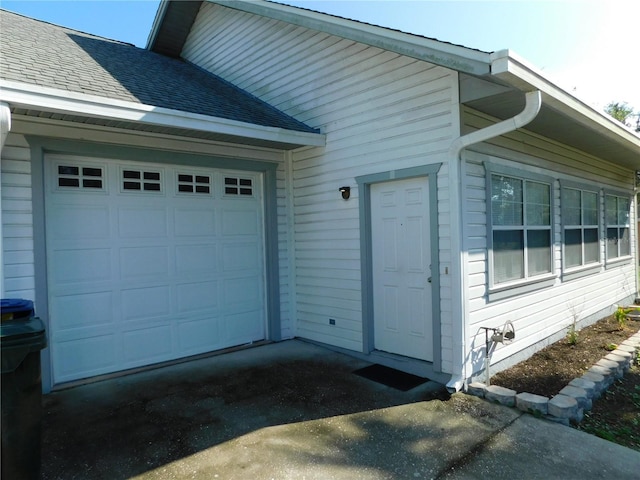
[461,108,637,377]
[183,3,458,353]
[1,132,35,299]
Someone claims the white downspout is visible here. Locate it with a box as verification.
[445,90,542,392]
[0,101,12,298]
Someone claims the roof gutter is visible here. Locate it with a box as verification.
[446,90,542,393]
[0,80,325,148]
[490,49,640,165]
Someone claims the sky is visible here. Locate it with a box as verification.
[2,0,639,118]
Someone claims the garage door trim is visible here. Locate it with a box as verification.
[27,136,282,391]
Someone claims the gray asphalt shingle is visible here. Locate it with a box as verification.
[0,10,318,133]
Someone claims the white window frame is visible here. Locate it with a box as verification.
[486,163,556,299]
[560,181,601,278]
[604,191,632,264]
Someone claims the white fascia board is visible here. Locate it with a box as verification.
[209,0,491,75]
[490,49,640,153]
[146,0,171,50]
[0,80,326,147]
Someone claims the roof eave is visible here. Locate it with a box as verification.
[0,80,326,149]
[149,0,491,75]
[146,0,171,50]
[490,50,640,169]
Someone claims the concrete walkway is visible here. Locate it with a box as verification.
[41,340,640,479]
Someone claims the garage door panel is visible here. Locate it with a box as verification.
[178,318,220,352]
[121,285,172,321]
[122,324,173,364]
[54,335,117,381]
[222,209,258,236]
[49,204,110,239]
[174,208,216,236]
[46,157,266,383]
[52,291,114,331]
[176,281,219,313]
[120,246,170,279]
[118,206,167,238]
[175,245,217,275]
[224,311,263,344]
[224,276,261,306]
[51,248,112,284]
[223,243,260,271]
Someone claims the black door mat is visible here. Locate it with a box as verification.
[353,364,429,391]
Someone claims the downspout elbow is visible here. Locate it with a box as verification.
[0,102,11,151]
[513,90,542,129]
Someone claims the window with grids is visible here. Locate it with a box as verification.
[562,186,599,269]
[605,194,631,260]
[224,177,253,196]
[57,165,104,190]
[177,173,211,194]
[489,173,552,286]
[122,169,161,192]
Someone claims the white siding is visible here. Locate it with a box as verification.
[183,3,458,354]
[1,132,35,300]
[462,107,637,377]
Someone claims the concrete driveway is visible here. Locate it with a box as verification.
[41,340,640,479]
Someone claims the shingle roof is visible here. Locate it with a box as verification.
[0,10,318,134]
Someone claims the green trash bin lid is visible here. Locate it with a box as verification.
[1,299,47,373]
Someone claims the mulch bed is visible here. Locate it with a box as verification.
[491,313,640,398]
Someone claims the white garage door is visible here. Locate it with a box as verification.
[45,155,266,383]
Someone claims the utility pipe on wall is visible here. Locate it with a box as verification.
[0,102,11,298]
[446,90,542,392]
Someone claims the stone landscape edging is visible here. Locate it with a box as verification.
[466,329,640,425]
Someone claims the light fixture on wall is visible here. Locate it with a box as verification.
[339,186,351,200]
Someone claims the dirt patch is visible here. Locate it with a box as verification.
[490,312,640,451]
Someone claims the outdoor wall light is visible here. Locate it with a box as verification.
[339,186,351,200]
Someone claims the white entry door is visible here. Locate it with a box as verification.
[45,155,266,383]
[371,177,433,361]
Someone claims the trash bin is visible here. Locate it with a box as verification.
[1,298,47,480]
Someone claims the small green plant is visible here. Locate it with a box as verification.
[566,320,579,345]
[604,343,618,351]
[613,306,627,330]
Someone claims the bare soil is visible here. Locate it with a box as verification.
[490,313,640,451]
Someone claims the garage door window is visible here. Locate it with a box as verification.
[57,165,104,190]
[178,173,211,194]
[122,169,162,192]
[225,177,253,196]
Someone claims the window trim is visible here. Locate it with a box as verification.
[604,189,633,265]
[485,162,556,297]
[559,180,602,278]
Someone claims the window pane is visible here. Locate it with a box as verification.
[607,227,619,259]
[492,175,523,226]
[525,181,550,225]
[584,228,599,264]
[620,227,630,256]
[606,195,617,225]
[493,230,524,283]
[618,198,630,226]
[564,188,581,225]
[527,230,551,275]
[583,191,598,225]
[565,229,582,268]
